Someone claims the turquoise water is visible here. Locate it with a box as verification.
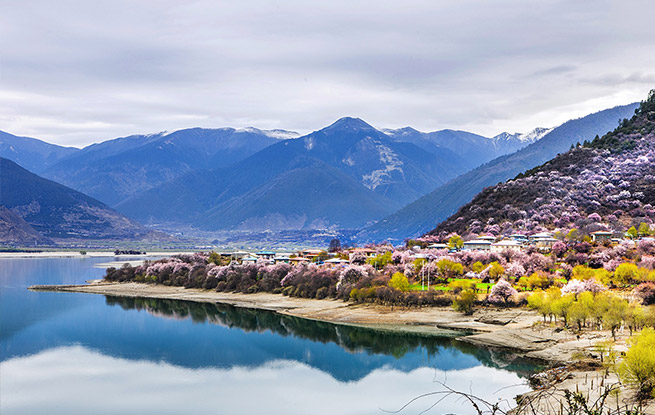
[0,257,537,414]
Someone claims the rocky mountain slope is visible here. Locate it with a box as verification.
[0,158,150,240]
[428,91,655,238]
[0,206,54,245]
[358,102,639,242]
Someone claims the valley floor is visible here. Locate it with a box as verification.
[30,281,655,414]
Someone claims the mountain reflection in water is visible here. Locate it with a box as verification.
[104,296,540,381]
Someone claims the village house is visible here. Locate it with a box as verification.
[427,243,448,249]
[241,256,258,264]
[349,248,377,257]
[289,257,311,265]
[301,249,324,259]
[462,239,492,251]
[509,234,529,244]
[530,232,558,251]
[490,239,523,253]
[256,251,276,260]
[590,230,613,243]
[324,258,349,268]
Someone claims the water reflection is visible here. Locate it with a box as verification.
[1,257,538,415]
[2,345,529,415]
[104,296,540,379]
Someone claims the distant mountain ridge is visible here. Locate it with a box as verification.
[428,92,655,238]
[358,102,640,242]
[41,127,299,206]
[116,117,474,231]
[382,127,547,171]
[0,130,79,174]
[0,158,150,241]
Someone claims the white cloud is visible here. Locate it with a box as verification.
[1,346,530,415]
[0,0,653,147]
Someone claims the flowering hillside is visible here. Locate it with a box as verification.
[429,90,655,238]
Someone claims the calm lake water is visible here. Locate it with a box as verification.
[1,257,538,414]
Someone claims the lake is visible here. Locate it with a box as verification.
[0,257,538,414]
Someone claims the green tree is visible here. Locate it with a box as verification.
[567,291,594,330]
[526,272,550,290]
[527,291,549,322]
[619,328,655,399]
[367,251,393,269]
[436,259,464,278]
[639,222,652,237]
[448,235,464,251]
[627,226,639,239]
[470,261,485,273]
[603,296,629,339]
[551,293,575,326]
[488,261,505,279]
[389,272,409,292]
[625,302,646,335]
[567,228,581,241]
[614,263,639,286]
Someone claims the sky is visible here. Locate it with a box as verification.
[1,0,654,148]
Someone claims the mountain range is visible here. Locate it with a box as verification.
[40,127,299,206]
[428,91,655,238]
[0,158,151,243]
[0,130,78,173]
[114,117,542,231]
[358,102,640,242]
[0,100,642,244]
[382,127,550,171]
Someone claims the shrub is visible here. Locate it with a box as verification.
[448,279,476,294]
[635,283,655,305]
[452,289,476,315]
[389,272,409,292]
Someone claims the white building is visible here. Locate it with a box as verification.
[491,239,523,253]
[463,239,492,251]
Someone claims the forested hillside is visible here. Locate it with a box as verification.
[429,91,655,238]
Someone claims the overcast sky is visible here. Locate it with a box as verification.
[1,0,654,147]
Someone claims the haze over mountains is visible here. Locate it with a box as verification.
[0,101,641,245]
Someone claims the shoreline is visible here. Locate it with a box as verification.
[28,281,589,364]
[0,251,181,259]
[31,281,655,413]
